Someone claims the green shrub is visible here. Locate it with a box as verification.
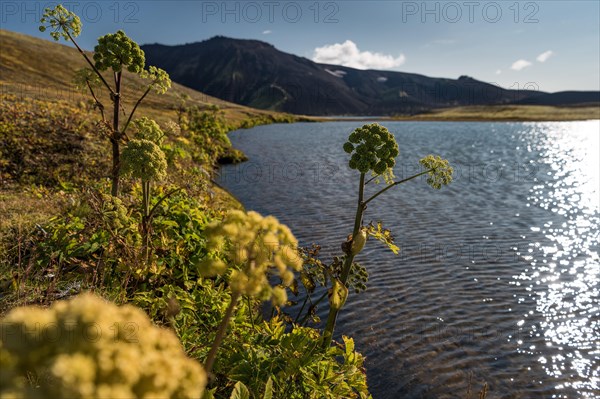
[221,317,371,399]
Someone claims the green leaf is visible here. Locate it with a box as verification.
[201,388,216,399]
[263,377,273,399]
[343,336,355,357]
[366,221,400,254]
[230,381,250,399]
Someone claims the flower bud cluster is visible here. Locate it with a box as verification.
[419,155,454,189]
[121,118,167,182]
[73,68,101,92]
[39,5,82,41]
[0,293,206,399]
[120,139,167,182]
[99,194,129,230]
[141,66,172,95]
[94,30,145,74]
[198,210,303,306]
[133,117,164,144]
[343,123,400,174]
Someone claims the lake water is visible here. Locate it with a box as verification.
[217,121,599,399]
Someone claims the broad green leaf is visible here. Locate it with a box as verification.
[263,377,273,399]
[230,381,250,399]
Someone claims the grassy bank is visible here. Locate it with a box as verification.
[0,92,371,399]
[392,104,600,121]
[0,25,374,398]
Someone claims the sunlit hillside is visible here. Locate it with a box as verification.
[0,29,306,126]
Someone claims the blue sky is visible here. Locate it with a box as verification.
[2,1,599,92]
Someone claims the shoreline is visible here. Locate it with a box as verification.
[303,104,600,123]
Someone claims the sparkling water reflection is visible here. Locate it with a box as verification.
[218,120,599,398]
[514,122,599,395]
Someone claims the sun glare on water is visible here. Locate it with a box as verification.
[517,120,599,395]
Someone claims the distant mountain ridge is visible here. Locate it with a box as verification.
[141,36,598,116]
[513,91,600,106]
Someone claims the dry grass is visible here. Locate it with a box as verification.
[393,104,600,121]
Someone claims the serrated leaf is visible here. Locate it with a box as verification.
[230,381,250,399]
[343,335,355,355]
[366,221,400,254]
[263,376,273,399]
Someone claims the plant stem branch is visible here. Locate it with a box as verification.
[204,291,241,374]
[293,295,310,325]
[246,296,256,330]
[85,80,106,123]
[364,175,378,185]
[66,31,114,96]
[121,86,152,135]
[297,290,328,326]
[363,170,432,206]
[147,187,183,221]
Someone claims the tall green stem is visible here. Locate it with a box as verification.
[141,180,151,263]
[320,169,434,349]
[110,71,122,196]
[322,173,365,348]
[204,291,241,374]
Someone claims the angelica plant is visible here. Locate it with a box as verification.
[120,118,168,261]
[321,123,453,348]
[197,210,303,374]
[40,5,171,196]
[0,293,206,399]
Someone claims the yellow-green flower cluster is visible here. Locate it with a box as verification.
[343,123,400,174]
[133,117,164,144]
[94,30,145,74]
[141,66,172,95]
[99,194,129,230]
[198,210,303,306]
[39,5,82,41]
[0,293,206,399]
[419,155,454,189]
[121,139,167,182]
[73,68,101,92]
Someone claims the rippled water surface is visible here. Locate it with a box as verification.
[217,121,599,399]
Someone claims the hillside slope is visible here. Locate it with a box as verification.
[0,30,303,126]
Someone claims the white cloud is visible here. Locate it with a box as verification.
[496,69,502,75]
[262,30,272,35]
[536,50,554,63]
[312,40,405,70]
[511,59,532,71]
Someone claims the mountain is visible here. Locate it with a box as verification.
[513,91,600,106]
[142,36,554,116]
